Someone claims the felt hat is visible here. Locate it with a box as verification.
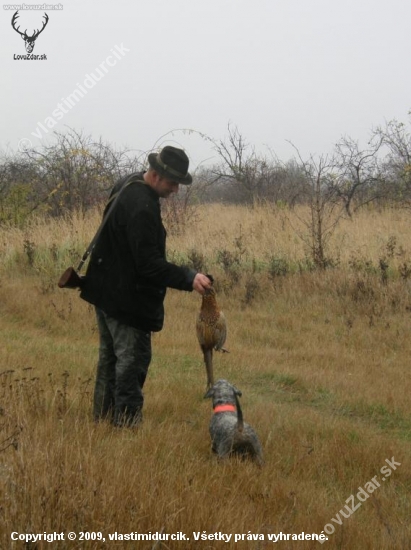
[148,146,192,185]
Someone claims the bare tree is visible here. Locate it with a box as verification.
[210,124,311,205]
[330,136,384,217]
[288,145,345,268]
[211,124,276,204]
[24,128,142,215]
[371,114,411,206]
[0,128,143,223]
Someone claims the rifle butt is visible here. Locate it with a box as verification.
[58,267,85,289]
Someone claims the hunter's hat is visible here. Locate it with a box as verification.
[148,146,192,185]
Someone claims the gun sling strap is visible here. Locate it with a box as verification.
[76,174,144,273]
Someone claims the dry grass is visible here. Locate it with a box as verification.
[1,204,410,549]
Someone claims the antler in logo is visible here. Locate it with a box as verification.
[12,11,49,53]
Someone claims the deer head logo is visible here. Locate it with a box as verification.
[11,11,49,53]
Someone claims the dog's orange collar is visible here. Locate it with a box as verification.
[213,404,236,414]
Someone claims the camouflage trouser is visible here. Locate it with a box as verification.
[94,308,152,427]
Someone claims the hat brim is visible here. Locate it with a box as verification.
[148,153,192,185]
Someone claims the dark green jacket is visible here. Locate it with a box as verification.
[80,173,196,331]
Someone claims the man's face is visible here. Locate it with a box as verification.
[152,174,180,198]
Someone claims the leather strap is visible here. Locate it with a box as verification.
[76,174,143,272]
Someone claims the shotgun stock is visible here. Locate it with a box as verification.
[57,175,142,291]
[58,267,85,289]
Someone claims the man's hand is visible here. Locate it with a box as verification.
[193,273,213,295]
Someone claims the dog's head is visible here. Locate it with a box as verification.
[204,379,242,406]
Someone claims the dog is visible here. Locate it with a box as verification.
[204,379,263,466]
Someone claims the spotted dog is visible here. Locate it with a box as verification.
[205,379,263,466]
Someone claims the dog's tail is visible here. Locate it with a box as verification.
[234,391,244,433]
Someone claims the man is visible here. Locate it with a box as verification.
[80,145,211,427]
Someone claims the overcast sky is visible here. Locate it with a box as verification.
[2,0,411,169]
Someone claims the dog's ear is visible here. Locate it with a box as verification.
[204,387,214,399]
[233,386,242,397]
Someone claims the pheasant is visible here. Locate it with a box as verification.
[196,276,228,391]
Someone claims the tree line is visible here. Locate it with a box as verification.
[1,115,411,228]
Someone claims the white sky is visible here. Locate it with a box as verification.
[2,0,410,169]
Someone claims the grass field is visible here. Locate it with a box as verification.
[0,204,410,549]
